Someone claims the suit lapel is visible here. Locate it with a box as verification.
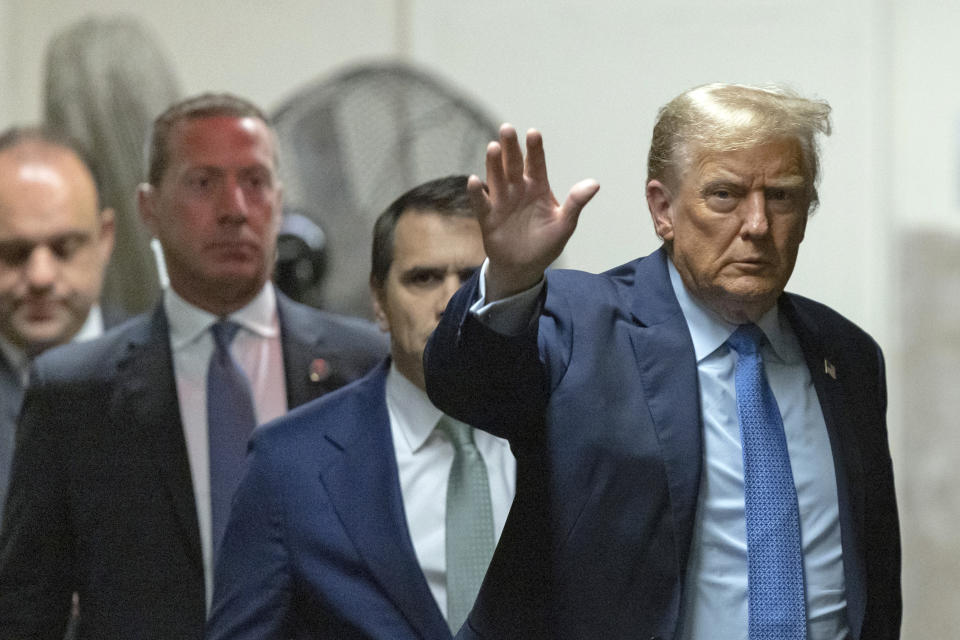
[277,294,318,408]
[0,353,23,426]
[112,306,203,573]
[625,249,703,581]
[277,293,352,410]
[0,355,22,511]
[316,362,451,639]
[781,295,867,639]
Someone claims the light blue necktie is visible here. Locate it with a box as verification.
[207,320,257,554]
[727,324,807,640]
[436,415,495,634]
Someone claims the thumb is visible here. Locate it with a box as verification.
[560,179,600,221]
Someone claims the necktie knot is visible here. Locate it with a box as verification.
[436,415,476,451]
[211,320,241,353]
[727,323,765,357]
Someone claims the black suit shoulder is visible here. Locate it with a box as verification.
[276,294,387,399]
[786,292,881,347]
[30,312,157,386]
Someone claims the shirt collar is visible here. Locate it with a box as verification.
[73,304,104,342]
[385,360,444,453]
[165,281,278,351]
[667,258,793,364]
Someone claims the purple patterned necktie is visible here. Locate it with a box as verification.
[727,323,807,640]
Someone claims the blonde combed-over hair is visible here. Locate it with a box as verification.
[647,83,832,213]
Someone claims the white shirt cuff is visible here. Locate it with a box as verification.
[469,258,544,336]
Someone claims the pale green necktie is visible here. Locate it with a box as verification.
[436,415,495,634]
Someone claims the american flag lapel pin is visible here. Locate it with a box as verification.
[824,358,837,380]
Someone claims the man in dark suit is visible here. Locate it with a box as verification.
[424,84,901,639]
[0,94,386,639]
[0,126,115,521]
[205,176,515,639]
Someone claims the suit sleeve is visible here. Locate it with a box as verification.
[0,367,75,640]
[424,271,552,441]
[206,430,293,640]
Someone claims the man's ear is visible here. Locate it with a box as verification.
[370,284,390,333]
[137,183,158,237]
[272,181,284,234]
[646,179,675,242]
[96,207,116,262]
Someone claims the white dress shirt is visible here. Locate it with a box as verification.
[473,258,849,640]
[385,361,516,621]
[164,282,287,610]
[666,261,848,640]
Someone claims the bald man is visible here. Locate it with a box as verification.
[0,126,115,519]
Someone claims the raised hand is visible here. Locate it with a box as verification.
[468,124,599,301]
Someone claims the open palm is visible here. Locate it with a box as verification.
[468,124,599,301]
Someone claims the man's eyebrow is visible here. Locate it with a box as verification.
[183,165,224,176]
[0,230,90,247]
[700,174,806,190]
[399,265,445,278]
[764,175,806,187]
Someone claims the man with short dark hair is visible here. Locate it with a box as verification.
[425,84,901,639]
[0,126,115,519]
[0,93,386,639]
[206,175,515,639]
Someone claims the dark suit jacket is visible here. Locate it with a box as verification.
[0,293,387,640]
[0,306,127,522]
[424,248,901,640]
[205,359,452,640]
[0,355,22,523]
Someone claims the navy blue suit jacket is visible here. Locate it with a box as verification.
[206,360,452,640]
[0,294,386,640]
[424,248,900,640]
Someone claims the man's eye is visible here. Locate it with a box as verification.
[411,272,439,285]
[242,173,269,191]
[403,270,444,288]
[49,236,85,260]
[187,174,213,192]
[705,188,739,213]
[0,243,33,266]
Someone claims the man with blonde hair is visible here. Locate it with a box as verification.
[425,83,901,639]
